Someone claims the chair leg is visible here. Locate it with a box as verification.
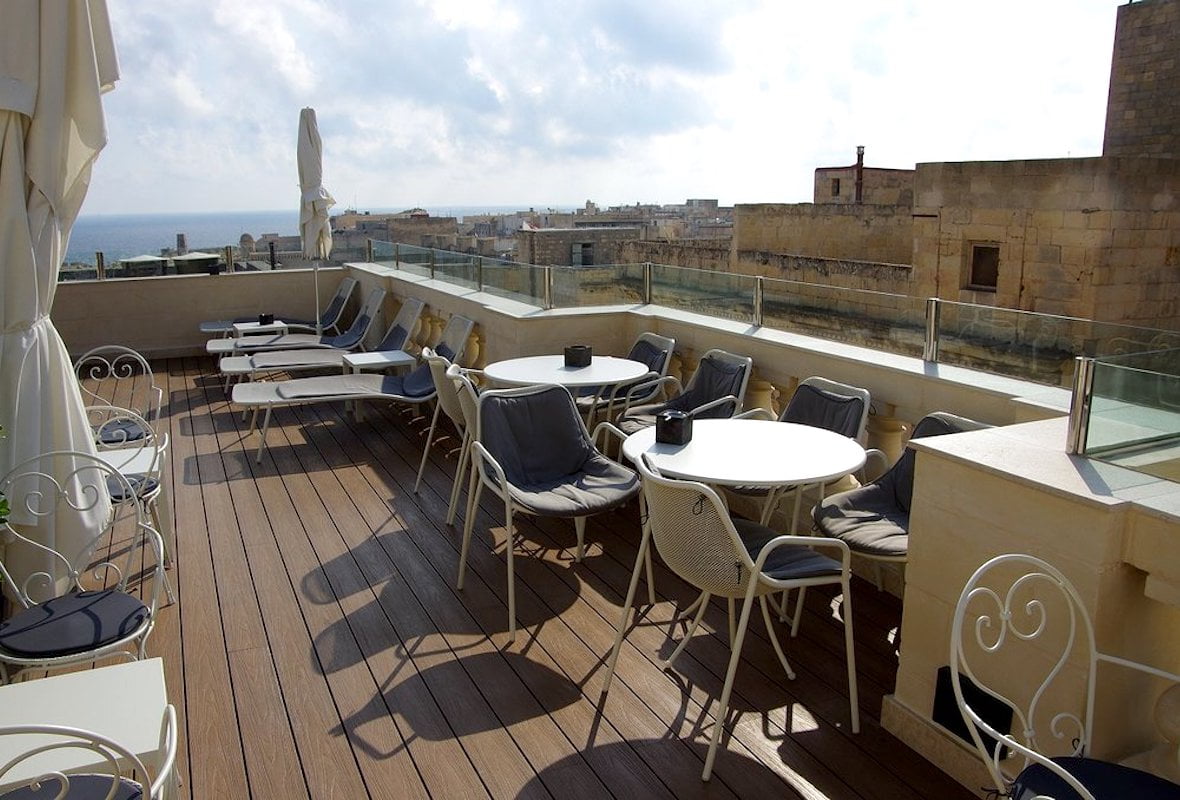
[414,404,442,494]
[760,596,795,680]
[873,562,884,591]
[602,523,653,695]
[790,588,806,637]
[727,598,736,647]
[504,497,517,643]
[703,580,760,782]
[148,502,177,605]
[638,492,656,606]
[842,574,860,734]
[456,480,483,591]
[446,432,471,527]
[662,591,711,670]
[574,516,586,562]
[255,407,272,464]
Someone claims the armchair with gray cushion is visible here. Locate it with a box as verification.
[611,348,753,437]
[456,384,641,641]
[574,332,676,424]
[812,411,990,586]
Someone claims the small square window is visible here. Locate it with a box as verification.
[831,178,841,197]
[969,243,999,290]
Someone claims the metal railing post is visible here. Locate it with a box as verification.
[543,266,554,309]
[753,276,765,327]
[923,297,941,362]
[643,262,652,304]
[268,241,276,269]
[95,251,105,280]
[365,238,373,263]
[394,242,400,268]
[476,256,483,290]
[429,249,436,280]
[224,245,234,273]
[1066,356,1095,455]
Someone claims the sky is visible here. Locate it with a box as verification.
[83,0,1124,216]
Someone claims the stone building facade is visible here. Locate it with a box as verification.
[518,227,642,266]
[813,165,915,206]
[1103,0,1180,158]
[733,203,914,265]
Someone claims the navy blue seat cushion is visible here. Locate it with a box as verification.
[96,417,149,445]
[383,342,452,400]
[1012,756,1180,800]
[1,774,143,799]
[376,323,408,351]
[732,518,842,581]
[106,473,159,503]
[0,590,149,658]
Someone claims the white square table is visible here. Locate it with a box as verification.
[232,319,291,337]
[342,350,416,373]
[0,659,173,797]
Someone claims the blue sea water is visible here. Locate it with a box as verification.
[66,206,563,265]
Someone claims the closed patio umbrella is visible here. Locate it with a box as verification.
[298,107,335,336]
[0,0,118,589]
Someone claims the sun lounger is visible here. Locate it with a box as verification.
[218,297,425,379]
[206,287,385,356]
[198,276,357,336]
[231,314,474,462]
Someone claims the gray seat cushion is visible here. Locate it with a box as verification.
[1,774,143,799]
[619,353,745,430]
[507,452,639,517]
[732,518,842,580]
[782,384,864,439]
[0,590,149,659]
[812,482,909,558]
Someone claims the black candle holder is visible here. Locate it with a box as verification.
[655,410,692,445]
[258,313,275,325]
[564,345,592,368]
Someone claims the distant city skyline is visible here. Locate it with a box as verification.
[85,0,1122,217]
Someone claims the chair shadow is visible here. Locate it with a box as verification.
[332,651,582,760]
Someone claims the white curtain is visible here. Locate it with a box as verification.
[0,1,119,584]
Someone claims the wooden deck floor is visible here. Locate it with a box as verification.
[143,357,973,800]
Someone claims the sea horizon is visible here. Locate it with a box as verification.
[67,205,576,265]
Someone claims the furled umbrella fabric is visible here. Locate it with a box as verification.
[298,107,335,336]
[0,0,118,590]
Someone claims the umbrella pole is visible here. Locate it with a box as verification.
[314,261,322,335]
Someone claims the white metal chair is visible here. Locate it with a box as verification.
[0,452,167,684]
[413,349,483,529]
[951,553,1180,800]
[602,454,859,781]
[574,331,676,425]
[457,384,640,642]
[73,345,163,441]
[0,704,178,799]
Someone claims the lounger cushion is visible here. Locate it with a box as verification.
[0,590,149,658]
[376,324,408,351]
[812,482,909,558]
[1,774,144,799]
[252,349,343,369]
[732,518,842,580]
[275,374,386,398]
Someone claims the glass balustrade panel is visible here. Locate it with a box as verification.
[551,264,645,307]
[649,264,754,322]
[1084,348,1180,481]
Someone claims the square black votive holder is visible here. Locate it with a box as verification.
[564,345,592,368]
[258,313,275,325]
[655,409,692,445]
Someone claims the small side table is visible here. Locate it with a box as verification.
[232,320,291,337]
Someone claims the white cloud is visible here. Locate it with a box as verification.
[82,0,1123,214]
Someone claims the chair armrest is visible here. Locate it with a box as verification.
[619,375,680,417]
[592,421,628,455]
[752,534,852,577]
[687,394,739,419]
[859,448,889,483]
[735,407,775,421]
[470,440,511,497]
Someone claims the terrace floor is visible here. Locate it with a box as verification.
[142,357,974,800]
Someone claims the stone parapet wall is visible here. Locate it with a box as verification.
[734,202,914,265]
[617,239,731,271]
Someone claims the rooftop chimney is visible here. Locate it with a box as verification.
[855,146,865,205]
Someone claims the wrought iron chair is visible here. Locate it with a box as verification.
[0,705,178,799]
[812,411,989,589]
[457,384,640,642]
[602,454,858,781]
[73,345,163,442]
[0,451,167,684]
[951,553,1180,800]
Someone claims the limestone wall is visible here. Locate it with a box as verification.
[813,166,915,206]
[517,227,641,266]
[616,239,731,271]
[911,157,1180,328]
[1103,0,1180,158]
[733,202,913,265]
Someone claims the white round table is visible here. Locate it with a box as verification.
[623,418,866,531]
[484,355,649,388]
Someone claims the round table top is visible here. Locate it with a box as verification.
[622,418,866,487]
[484,355,650,388]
